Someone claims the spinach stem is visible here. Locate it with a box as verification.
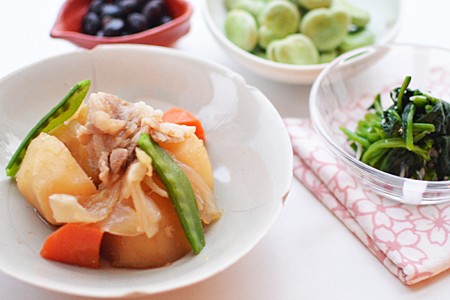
[339,126,371,148]
[405,104,416,151]
[361,137,429,163]
[397,76,412,113]
[413,123,435,132]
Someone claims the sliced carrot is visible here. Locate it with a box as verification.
[162,107,205,141]
[40,223,104,269]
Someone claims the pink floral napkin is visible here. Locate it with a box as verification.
[284,117,450,285]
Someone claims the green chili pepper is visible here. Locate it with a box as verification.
[5,80,91,178]
[138,133,205,254]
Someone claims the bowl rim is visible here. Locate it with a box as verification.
[309,43,450,194]
[202,0,404,81]
[0,44,293,297]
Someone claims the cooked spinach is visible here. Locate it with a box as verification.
[340,76,450,180]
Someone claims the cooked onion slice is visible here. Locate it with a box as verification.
[172,156,221,224]
[49,181,121,223]
[98,198,143,236]
[126,160,161,238]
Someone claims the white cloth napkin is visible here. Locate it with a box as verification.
[284,117,450,285]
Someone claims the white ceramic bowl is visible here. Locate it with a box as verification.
[0,45,293,297]
[203,0,402,84]
[310,43,450,205]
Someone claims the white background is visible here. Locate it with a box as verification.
[1,0,450,299]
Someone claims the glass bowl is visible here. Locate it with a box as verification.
[310,43,450,205]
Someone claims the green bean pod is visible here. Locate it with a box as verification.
[138,133,205,254]
[6,80,91,177]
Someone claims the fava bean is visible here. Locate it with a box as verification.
[300,7,351,51]
[339,28,374,53]
[223,0,372,66]
[232,0,266,18]
[295,0,332,10]
[319,50,338,63]
[267,34,319,65]
[225,9,258,51]
[225,0,242,10]
[258,0,300,48]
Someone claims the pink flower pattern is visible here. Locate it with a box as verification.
[284,71,450,285]
[414,206,450,246]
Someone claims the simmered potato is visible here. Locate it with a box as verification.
[101,192,192,268]
[49,105,99,184]
[160,134,214,191]
[16,133,97,225]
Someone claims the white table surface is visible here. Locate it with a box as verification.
[2,0,450,299]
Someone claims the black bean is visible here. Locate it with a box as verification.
[127,13,148,33]
[117,0,139,14]
[135,0,148,10]
[82,12,102,35]
[101,4,125,19]
[89,0,107,14]
[103,18,126,36]
[81,0,170,36]
[160,14,173,25]
[142,0,166,28]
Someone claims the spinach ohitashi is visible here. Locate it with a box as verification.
[340,76,450,180]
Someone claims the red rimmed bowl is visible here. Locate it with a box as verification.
[50,0,193,49]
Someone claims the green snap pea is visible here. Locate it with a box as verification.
[5,79,91,178]
[138,133,205,254]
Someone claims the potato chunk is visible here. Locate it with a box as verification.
[160,134,214,191]
[16,133,97,225]
[101,192,192,268]
[49,106,99,185]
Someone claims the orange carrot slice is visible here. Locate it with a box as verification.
[162,107,205,141]
[40,223,104,269]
